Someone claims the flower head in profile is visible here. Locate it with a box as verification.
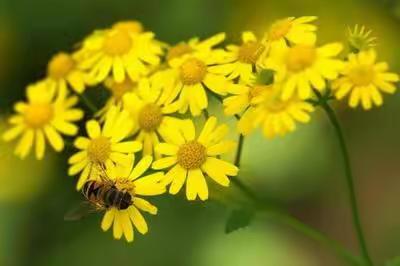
[100,156,166,242]
[123,78,181,156]
[77,22,163,84]
[264,16,317,50]
[208,31,265,84]
[264,42,344,100]
[154,33,230,116]
[152,117,238,201]
[3,82,83,159]
[347,24,377,53]
[45,52,87,93]
[68,106,142,189]
[332,49,399,110]
[238,84,314,138]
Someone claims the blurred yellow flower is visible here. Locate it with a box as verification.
[45,52,87,94]
[2,83,83,159]
[77,25,163,83]
[68,106,142,189]
[264,42,343,100]
[111,20,143,35]
[238,85,314,138]
[265,16,317,50]
[123,78,180,156]
[100,156,166,242]
[208,31,265,84]
[332,49,399,110]
[152,117,238,201]
[223,83,268,116]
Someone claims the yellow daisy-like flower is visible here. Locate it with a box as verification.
[223,83,268,116]
[238,85,314,138]
[265,16,317,50]
[152,116,238,201]
[153,33,229,114]
[264,42,344,100]
[208,31,265,84]
[2,82,83,159]
[77,25,163,84]
[45,52,87,93]
[97,77,138,119]
[100,155,166,242]
[68,106,142,189]
[122,78,180,156]
[332,49,399,110]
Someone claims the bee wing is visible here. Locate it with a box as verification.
[64,201,102,221]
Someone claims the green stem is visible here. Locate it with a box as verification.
[231,134,361,265]
[315,91,373,266]
[76,92,98,114]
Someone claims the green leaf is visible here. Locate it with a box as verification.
[386,256,400,266]
[225,209,254,234]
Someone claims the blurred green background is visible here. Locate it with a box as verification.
[1,0,400,265]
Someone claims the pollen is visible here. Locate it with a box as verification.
[138,104,163,132]
[177,141,207,169]
[47,53,75,79]
[268,18,292,41]
[286,45,316,72]
[238,42,265,64]
[348,65,375,86]
[112,21,143,34]
[167,43,193,61]
[24,103,54,128]
[87,136,111,163]
[103,31,133,56]
[108,79,135,101]
[115,178,136,195]
[180,58,207,85]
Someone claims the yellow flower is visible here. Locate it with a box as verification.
[208,31,265,84]
[238,85,314,138]
[264,42,343,100]
[111,20,143,35]
[45,52,87,93]
[97,77,138,119]
[332,49,399,110]
[223,83,268,116]
[2,82,83,159]
[122,78,181,156]
[153,33,230,116]
[68,106,142,189]
[77,24,163,84]
[152,117,238,201]
[265,16,317,50]
[100,156,166,242]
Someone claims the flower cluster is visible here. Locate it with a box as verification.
[2,18,398,242]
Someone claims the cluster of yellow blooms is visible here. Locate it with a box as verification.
[2,17,399,242]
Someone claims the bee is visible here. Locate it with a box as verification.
[64,165,134,221]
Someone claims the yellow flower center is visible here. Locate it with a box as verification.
[103,31,133,56]
[167,43,193,61]
[24,104,54,128]
[268,19,292,41]
[47,53,75,79]
[238,42,265,64]
[107,79,136,101]
[87,136,111,163]
[348,64,375,86]
[138,104,163,132]
[177,141,207,169]
[114,179,136,195]
[112,21,143,34]
[180,58,207,85]
[286,45,316,72]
